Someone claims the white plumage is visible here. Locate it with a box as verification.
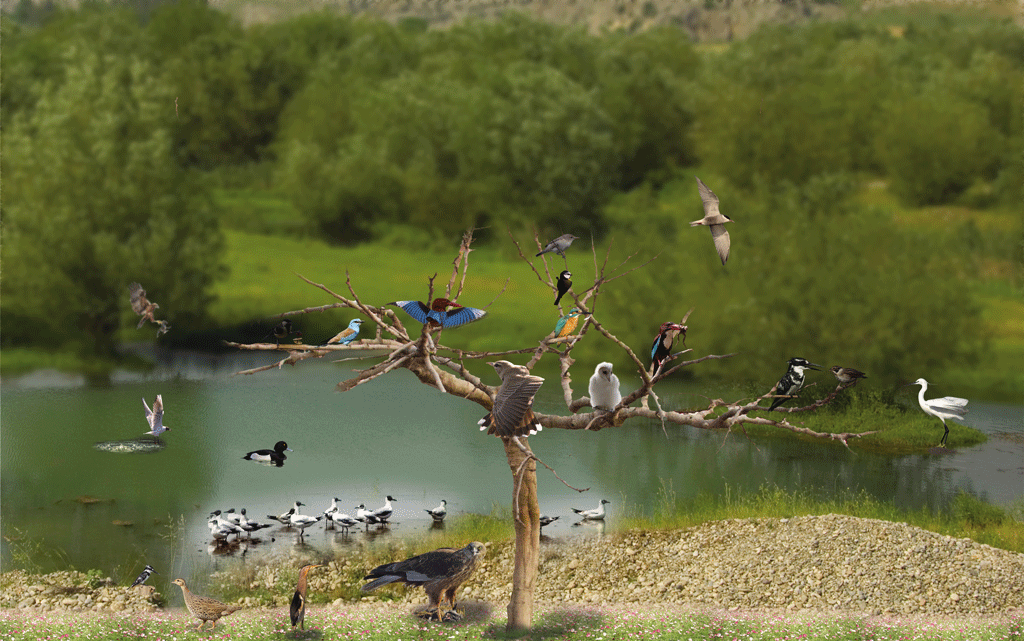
[910,378,968,447]
[589,362,622,411]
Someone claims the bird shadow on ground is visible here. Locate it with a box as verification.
[412,600,493,624]
[481,606,605,640]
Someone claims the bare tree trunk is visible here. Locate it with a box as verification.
[503,437,539,632]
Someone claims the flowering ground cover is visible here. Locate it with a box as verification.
[1,603,1020,641]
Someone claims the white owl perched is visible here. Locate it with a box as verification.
[589,362,622,411]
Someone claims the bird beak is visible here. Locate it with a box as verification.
[807,363,823,371]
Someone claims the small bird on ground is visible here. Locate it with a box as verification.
[830,366,868,384]
[266,319,302,346]
[691,176,735,266]
[390,298,487,329]
[289,503,322,538]
[572,499,610,521]
[129,565,157,589]
[142,394,169,437]
[478,360,544,438]
[767,357,822,411]
[907,378,969,448]
[242,441,292,467]
[361,541,484,622]
[538,515,559,531]
[290,563,323,631]
[536,234,579,259]
[425,500,447,522]
[553,308,582,338]
[326,318,363,345]
[172,578,241,631]
[554,270,572,306]
[589,362,622,411]
[129,283,171,335]
[650,322,687,375]
[372,496,397,524]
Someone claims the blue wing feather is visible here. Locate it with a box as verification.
[438,306,487,328]
[392,301,432,324]
[650,334,662,361]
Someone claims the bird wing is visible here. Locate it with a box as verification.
[289,591,303,626]
[554,315,568,336]
[327,327,356,344]
[710,225,731,265]
[437,306,487,328]
[129,283,149,315]
[391,301,432,324]
[929,396,969,414]
[695,176,720,217]
[151,395,164,431]
[650,333,663,361]
[143,397,154,427]
[493,372,544,435]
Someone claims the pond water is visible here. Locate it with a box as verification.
[2,349,1021,593]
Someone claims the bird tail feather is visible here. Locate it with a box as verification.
[361,575,401,592]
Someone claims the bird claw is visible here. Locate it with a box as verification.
[441,608,463,622]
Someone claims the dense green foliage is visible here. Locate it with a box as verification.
[1,8,224,356]
[1,2,1018,376]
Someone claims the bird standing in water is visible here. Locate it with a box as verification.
[290,563,323,631]
[554,270,572,306]
[425,500,447,522]
[907,378,968,447]
[390,298,486,329]
[478,361,544,438]
[553,308,582,338]
[536,234,579,259]
[172,578,241,631]
[690,176,734,266]
[767,357,822,411]
[572,499,610,521]
[830,366,867,385]
[650,322,687,375]
[326,318,363,345]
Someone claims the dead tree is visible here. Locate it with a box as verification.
[226,229,874,631]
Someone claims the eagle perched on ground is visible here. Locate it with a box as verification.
[361,541,484,621]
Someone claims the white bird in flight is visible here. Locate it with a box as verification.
[142,395,169,437]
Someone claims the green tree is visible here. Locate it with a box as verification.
[1,44,224,357]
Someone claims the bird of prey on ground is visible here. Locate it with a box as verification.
[361,541,484,622]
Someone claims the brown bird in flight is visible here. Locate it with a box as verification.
[129,282,171,335]
[290,563,322,630]
[690,176,734,265]
[172,578,241,631]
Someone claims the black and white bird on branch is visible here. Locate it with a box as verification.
[767,357,822,411]
[478,361,544,438]
[361,542,485,622]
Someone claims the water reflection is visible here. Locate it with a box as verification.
[1,351,1021,594]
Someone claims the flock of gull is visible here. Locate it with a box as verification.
[121,176,970,629]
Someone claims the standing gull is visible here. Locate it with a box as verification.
[908,378,968,447]
[371,496,397,524]
[690,176,734,266]
[589,362,622,411]
[478,361,544,438]
[425,500,447,522]
[142,395,169,437]
[572,499,610,521]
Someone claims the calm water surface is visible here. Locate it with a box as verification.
[2,350,1021,592]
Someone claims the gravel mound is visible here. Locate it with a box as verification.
[0,570,161,614]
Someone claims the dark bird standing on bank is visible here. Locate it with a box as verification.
[361,542,484,621]
[554,270,572,306]
[130,565,157,589]
[830,366,868,384]
[129,283,171,335]
[290,563,323,630]
[390,297,487,329]
[690,176,734,266]
[650,322,687,375]
[478,361,544,438]
[536,234,579,259]
[767,357,822,411]
[539,515,559,531]
[172,578,241,631]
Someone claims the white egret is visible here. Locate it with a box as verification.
[908,378,968,447]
